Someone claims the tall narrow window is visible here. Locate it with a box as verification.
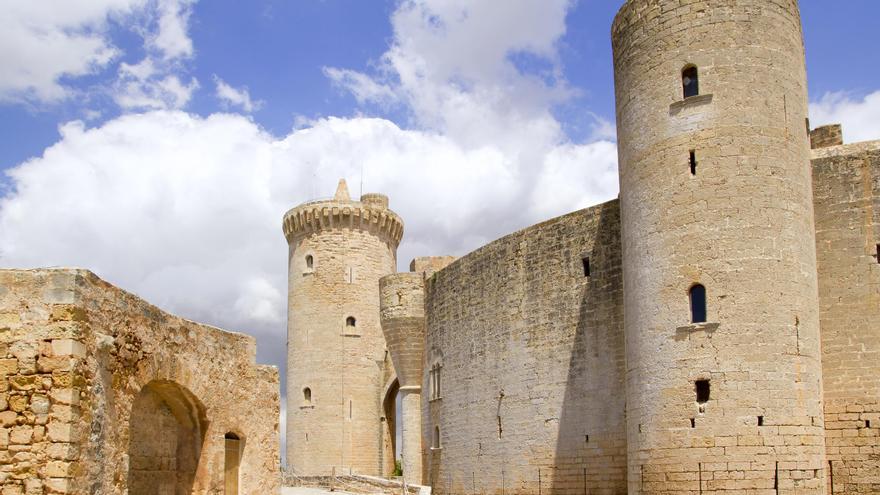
[875,243,879,263]
[433,426,441,448]
[582,257,591,277]
[689,284,707,323]
[305,255,313,269]
[689,150,697,176]
[346,316,356,327]
[303,387,311,405]
[695,380,710,404]
[430,362,442,400]
[224,433,241,495]
[682,66,699,98]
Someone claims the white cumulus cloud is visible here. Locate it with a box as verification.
[810,90,880,145]
[0,110,617,367]
[0,0,199,110]
[214,76,264,113]
[0,0,146,103]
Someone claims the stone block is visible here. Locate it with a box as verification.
[9,426,33,444]
[0,359,19,376]
[46,422,75,443]
[0,411,18,427]
[42,461,72,478]
[49,340,85,358]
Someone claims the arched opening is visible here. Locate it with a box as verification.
[682,65,699,98]
[346,316,356,327]
[689,284,707,323]
[224,433,242,495]
[381,378,399,476]
[303,387,311,405]
[128,380,207,495]
[305,255,314,269]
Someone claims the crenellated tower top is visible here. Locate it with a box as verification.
[282,178,404,248]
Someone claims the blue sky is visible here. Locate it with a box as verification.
[0,1,879,457]
[4,1,877,172]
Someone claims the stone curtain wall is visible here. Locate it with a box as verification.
[812,140,880,494]
[423,201,626,495]
[0,269,280,495]
[612,0,826,492]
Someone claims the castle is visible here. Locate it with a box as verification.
[0,1,876,494]
[283,1,879,494]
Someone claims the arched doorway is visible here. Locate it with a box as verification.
[128,380,207,494]
[382,378,399,476]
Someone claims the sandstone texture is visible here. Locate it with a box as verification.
[283,180,402,477]
[285,2,877,494]
[0,269,279,495]
[812,140,880,494]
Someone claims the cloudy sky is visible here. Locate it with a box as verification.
[1,0,879,450]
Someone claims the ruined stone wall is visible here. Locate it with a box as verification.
[612,1,825,493]
[812,140,880,494]
[283,187,402,477]
[423,201,626,495]
[0,268,279,495]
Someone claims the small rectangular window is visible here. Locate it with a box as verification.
[689,150,697,176]
[758,416,764,426]
[582,257,591,277]
[695,380,710,404]
[682,66,699,98]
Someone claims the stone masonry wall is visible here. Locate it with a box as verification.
[0,269,280,495]
[284,186,402,477]
[812,140,880,494]
[423,200,626,495]
[612,1,826,492]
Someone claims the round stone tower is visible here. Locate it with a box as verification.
[282,179,403,476]
[612,1,825,493]
[379,272,426,485]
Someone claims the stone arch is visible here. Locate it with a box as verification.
[128,380,208,495]
[381,376,399,476]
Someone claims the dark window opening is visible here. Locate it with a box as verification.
[695,379,710,404]
[690,284,707,323]
[433,426,441,448]
[689,150,697,176]
[866,420,871,428]
[303,387,311,404]
[582,257,591,277]
[758,416,764,426]
[305,255,314,269]
[225,432,239,440]
[584,435,590,443]
[346,316,356,327]
[875,244,879,263]
[690,418,696,428]
[682,66,699,98]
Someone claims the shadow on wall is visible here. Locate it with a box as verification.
[552,201,628,495]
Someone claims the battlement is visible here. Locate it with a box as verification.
[282,179,404,247]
